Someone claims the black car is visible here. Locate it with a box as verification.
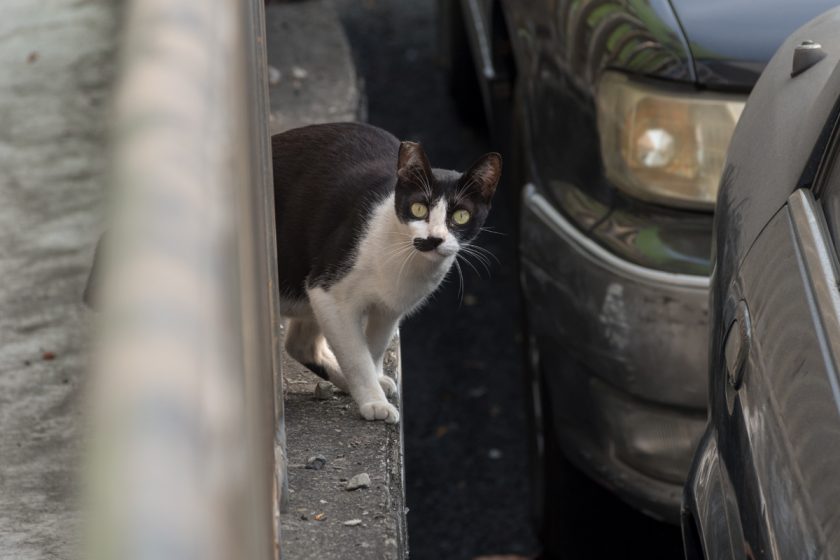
[683,7,840,559]
[442,0,840,526]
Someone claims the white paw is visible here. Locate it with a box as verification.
[378,375,399,398]
[359,401,400,424]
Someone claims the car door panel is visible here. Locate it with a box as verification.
[720,190,840,559]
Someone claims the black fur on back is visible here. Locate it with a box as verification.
[272,122,501,302]
[273,122,401,300]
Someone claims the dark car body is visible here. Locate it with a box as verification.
[683,8,840,559]
[442,0,840,522]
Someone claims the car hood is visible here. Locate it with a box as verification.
[669,0,840,89]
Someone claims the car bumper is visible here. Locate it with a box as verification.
[520,183,708,523]
[682,427,742,560]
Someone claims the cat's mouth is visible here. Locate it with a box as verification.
[413,237,455,258]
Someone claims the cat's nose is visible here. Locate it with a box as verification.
[413,236,443,252]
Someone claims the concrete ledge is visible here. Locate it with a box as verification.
[279,337,407,559]
[266,0,363,134]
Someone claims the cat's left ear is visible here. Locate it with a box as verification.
[397,141,433,187]
[463,152,502,201]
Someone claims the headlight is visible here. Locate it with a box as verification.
[596,71,745,210]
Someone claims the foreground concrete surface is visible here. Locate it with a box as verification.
[0,1,117,558]
[278,340,407,560]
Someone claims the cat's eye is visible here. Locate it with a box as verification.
[452,209,471,225]
[410,202,428,219]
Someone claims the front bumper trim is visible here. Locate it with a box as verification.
[523,183,710,290]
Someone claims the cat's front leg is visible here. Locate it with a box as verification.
[308,288,399,424]
[365,306,400,398]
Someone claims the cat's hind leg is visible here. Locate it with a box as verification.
[284,316,349,392]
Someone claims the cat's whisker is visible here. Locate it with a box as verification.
[381,240,415,259]
[383,238,414,251]
[452,258,465,306]
[459,247,492,276]
[396,249,417,288]
[416,166,433,197]
[479,227,506,236]
[382,247,412,263]
[465,251,493,270]
[453,176,479,205]
[382,237,413,249]
[382,244,416,265]
[460,244,491,263]
[408,167,433,199]
[464,256,491,277]
[465,243,500,264]
[464,252,493,276]
[456,252,483,278]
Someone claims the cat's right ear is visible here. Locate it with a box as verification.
[397,141,433,188]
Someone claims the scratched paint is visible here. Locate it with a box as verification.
[599,282,630,351]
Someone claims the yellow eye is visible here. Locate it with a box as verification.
[452,209,471,225]
[410,202,428,219]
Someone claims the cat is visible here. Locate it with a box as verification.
[273,122,501,424]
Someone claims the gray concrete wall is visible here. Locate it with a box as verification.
[0,1,119,558]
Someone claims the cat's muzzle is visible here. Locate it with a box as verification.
[413,236,444,252]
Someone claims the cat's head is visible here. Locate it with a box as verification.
[394,141,501,260]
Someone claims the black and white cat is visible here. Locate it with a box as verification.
[273,122,501,424]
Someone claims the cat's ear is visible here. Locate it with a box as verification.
[397,141,433,187]
[463,152,502,201]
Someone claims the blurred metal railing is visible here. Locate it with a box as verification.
[87,0,285,558]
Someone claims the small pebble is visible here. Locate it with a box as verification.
[467,386,487,399]
[343,519,362,526]
[313,512,326,521]
[314,381,332,400]
[291,65,308,79]
[305,455,326,470]
[267,65,282,85]
[345,472,370,491]
[488,448,503,460]
[42,351,55,361]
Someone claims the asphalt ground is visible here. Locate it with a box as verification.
[334,1,686,558]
